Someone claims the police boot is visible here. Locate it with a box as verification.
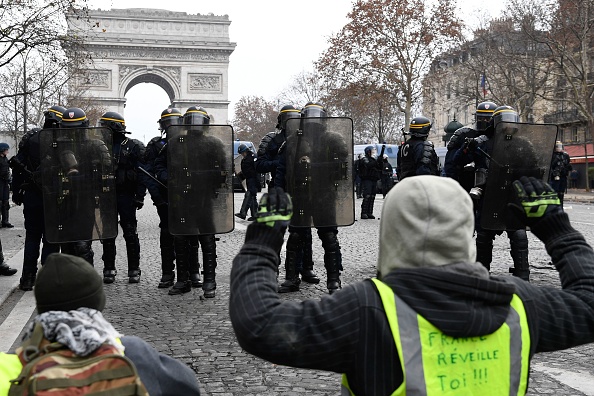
[279,250,300,293]
[324,250,342,294]
[509,230,530,282]
[1,200,13,228]
[101,239,117,284]
[201,235,217,298]
[0,249,16,276]
[367,197,376,219]
[124,231,141,284]
[19,271,36,291]
[475,231,494,272]
[169,237,191,295]
[300,240,319,284]
[360,197,369,219]
[188,237,202,288]
[158,229,175,288]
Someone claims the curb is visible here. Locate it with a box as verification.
[0,248,25,306]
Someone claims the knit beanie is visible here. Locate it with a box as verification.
[35,253,106,314]
[377,176,477,278]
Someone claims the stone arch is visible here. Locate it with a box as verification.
[67,8,236,123]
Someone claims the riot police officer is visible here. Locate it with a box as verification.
[549,141,572,208]
[98,112,146,284]
[154,106,219,297]
[261,102,346,294]
[9,106,64,290]
[359,145,382,219]
[56,107,111,266]
[396,116,439,181]
[454,105,531,281]
[443,101,497,191]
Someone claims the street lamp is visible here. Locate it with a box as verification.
[18,48,33,134]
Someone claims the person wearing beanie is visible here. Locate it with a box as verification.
[230,177,594,395]
[0,253,201,395]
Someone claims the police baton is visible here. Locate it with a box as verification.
[136,166,168,189]
[476,147,503,168]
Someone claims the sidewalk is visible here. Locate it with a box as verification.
[565,189,594,204]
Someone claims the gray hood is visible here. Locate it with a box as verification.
[377,176,478,278]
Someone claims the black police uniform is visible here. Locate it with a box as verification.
[454,134,530,281]
[10,129,60,290]
[443,126,479,191]
[549,150,572,207]
[101,132,147,283]
[359,150,382,219]
[153,135,219,297]
[0,152,12,227]
[396,138,439,181]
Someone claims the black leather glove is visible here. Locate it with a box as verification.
[508,176,561,227]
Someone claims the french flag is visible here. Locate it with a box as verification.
[480,73,488,97]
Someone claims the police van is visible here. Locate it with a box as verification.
[354,144,399,185]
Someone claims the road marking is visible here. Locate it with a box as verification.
[572,221,594,226]
[532,362,594,395]
[0,291,35,352]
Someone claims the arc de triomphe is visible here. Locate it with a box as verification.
[67,8,236,123]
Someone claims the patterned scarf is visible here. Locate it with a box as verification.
[22,307,123,357]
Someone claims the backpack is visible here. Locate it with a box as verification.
[9,323,148,396]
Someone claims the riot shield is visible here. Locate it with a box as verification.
[285,117,354,227]
[481,122,558,230]
[167,124,233,235]
[233,153,247,192]
[40,127,117,243]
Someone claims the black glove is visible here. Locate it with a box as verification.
[255,187,292,232]
[507,176,561,227]
[12,190,23,206]
[245,187,292,254]
[464,137,479,152]
[134,199,144,210]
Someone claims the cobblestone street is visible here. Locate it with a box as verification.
[1,192,594,395]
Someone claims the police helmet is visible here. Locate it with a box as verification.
[491,105,519,127]
[475,101,497,131]
[0,143,9,152]
[158,107,183,132]
[301,102,327,118]
[238,143,248,154]
[364,145,375,157]
[184,106,210,126]
[61,107,89,128]
[409,116,432,138]
[99,111,128,133]
[276,105,300,130]
[43,105,67,128]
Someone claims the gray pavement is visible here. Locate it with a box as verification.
[0,193,594,395]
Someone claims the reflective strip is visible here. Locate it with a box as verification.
[100,117,125,125]
[410,123,431,129]
[393,294,427,396]
[507,305,522,395]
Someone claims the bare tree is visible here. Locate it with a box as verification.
[232,96,278,143]
[317,0,463,131]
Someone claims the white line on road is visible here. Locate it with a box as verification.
[0,291,35,352]
[531,362,594,395]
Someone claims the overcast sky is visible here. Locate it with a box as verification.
[87,0,503,143]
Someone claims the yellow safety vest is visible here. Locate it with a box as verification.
[0,353,21,396]
[342,278,531,396]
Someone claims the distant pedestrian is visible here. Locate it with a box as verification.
[0,143,13,228]
[234,143,258,221]
[570,169,579,189]
[379,154,394,198]
[549,141,572,208]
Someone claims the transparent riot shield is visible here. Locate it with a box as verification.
[167,124,233,235]
[481,122,558,230]
[233,153,247,192]
[40,127,117,243]
[285,117,354,227]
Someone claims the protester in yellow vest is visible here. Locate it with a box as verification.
[230,176,594,395]
[0,253,201,395]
